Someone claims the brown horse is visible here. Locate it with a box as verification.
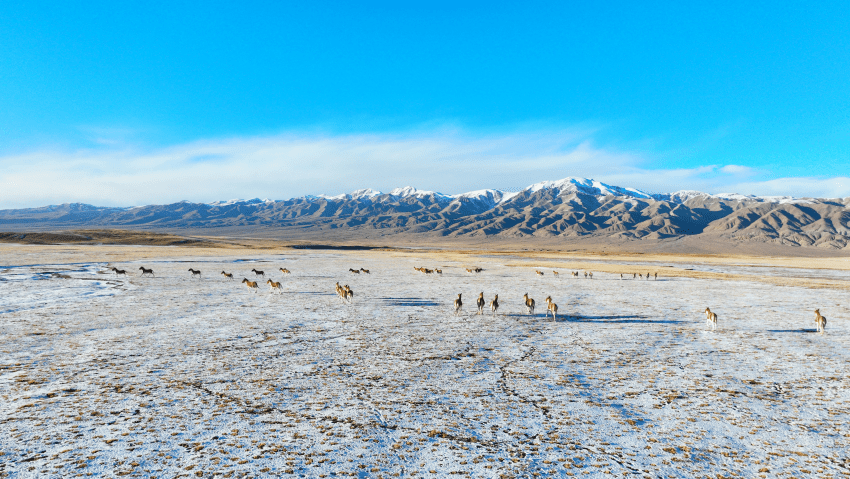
[523,293,536,316]
[266,279,283,294]
[489,294,499,316]
[545,296,558,321]
[242,278,259,292]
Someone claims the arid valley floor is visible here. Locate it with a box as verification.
[1,243,849,478]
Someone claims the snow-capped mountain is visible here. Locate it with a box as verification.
[208,198,275,207]
[2,177,849,249]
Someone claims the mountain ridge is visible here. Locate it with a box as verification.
[2,177,849,249]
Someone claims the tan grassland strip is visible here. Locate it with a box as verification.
[485,250,850,272]
[380,250,850,291]
[2,241,850,290]
[497,259,850,291]
[382,248,850,272]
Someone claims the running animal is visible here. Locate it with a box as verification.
[454,293,463,316]
[349,268,360,274]
[221,271,234,280]
[333,282,353,303]
[545,296,558,321]
[266,279,283,294]
[111,267,127,276]
[536,270,544,276]
[360,268,370,274]
[476,292,485,315]
[704,307,718,331]
[523,293,536,316]
[553,271,559,277]
[489,294,499,316]
[251,268,265,278]
[242,278,259,292]
[279,268,291,275]
[814,309,827,334]
[138,267,154,277]
[188,268,201,279]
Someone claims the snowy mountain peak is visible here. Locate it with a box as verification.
[350,188,382,199]
[211,177,812,210]
[660,190,808,204]
[523,177,652,199]
[314,188,383,201]
[388,186,443,198]
[714,193,811,205]
[452,189,502,200]
[209,198,273,206]
[449,189,516,207]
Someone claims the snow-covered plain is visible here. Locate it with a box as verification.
[1,247,849,478]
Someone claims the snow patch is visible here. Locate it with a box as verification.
[206,177,815,210]
[388,186,448,199]
[208,198,275,206]
[316,188,383,201]
[522,177,653,199]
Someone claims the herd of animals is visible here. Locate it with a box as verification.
[108,264,829,334]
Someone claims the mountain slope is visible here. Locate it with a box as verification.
[2,177,849,249]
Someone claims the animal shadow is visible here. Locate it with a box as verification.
[767,329,819,333]
[562,315,681,324]
[379,297,441,307]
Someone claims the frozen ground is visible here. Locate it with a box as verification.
[1,247,849,478]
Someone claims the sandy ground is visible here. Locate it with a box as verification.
[1,245,849,478]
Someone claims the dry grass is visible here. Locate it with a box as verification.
[0,230,212,247]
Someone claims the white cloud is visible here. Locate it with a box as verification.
[0,130,848,209]
[718,164,758,176]
[723,176,850,199]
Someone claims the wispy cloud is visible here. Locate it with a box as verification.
[723,176,850,199]
[1,129,848,209]
[718,164,758,176]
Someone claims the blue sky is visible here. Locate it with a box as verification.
[1,1,849,207]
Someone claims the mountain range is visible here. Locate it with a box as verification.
[2,177,849,249]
